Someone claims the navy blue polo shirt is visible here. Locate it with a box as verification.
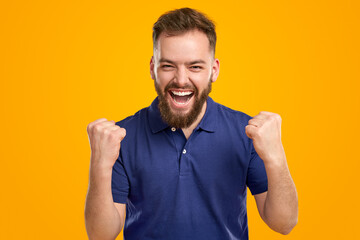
[112,97,268,240]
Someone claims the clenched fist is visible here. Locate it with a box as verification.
[245,111,286,165]
[87,118,126,171]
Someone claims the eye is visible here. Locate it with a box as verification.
[161,65,174,69]
[190,66,202,70]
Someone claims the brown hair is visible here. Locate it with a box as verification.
[152,8,217,55]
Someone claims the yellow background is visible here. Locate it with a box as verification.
[1,0,359,239]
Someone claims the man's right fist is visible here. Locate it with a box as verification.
[87,118,126,170]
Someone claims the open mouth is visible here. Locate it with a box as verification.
[169,90,194,105]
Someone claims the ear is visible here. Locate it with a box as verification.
[150,56,155,80]
[211,58,220,83]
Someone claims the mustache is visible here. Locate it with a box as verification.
[164,82,197,92]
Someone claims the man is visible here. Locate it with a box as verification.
[85,7,298,240]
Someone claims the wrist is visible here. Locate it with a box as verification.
[89,160,113,184]
[90,155,115,171]
[88,169,112,192]
[261,144,286,165]
[262,153,287,169]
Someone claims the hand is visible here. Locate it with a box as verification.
[245,111,285,165]
[87,118,126,171]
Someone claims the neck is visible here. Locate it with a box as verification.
[181,101,207,139]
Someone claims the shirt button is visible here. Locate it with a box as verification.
[182,149,187,154]
[171,127,176,132]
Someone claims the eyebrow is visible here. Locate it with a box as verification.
[159,58,207,65]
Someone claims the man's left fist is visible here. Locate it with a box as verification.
[245,111,286,164]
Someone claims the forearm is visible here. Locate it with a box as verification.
[263,155,298,234]
[85,165,123,240]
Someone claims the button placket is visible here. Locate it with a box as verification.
[179,142,191,175]
[179,130,200,176]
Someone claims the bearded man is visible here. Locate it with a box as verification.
[85,7,298,240]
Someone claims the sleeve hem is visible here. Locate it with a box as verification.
[249,181,268,195]
[112,194,128,204]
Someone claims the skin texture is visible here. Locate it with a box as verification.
[84,118,127,240]
[246,112,298,234]
[84,29,298,239]
[150,29,220,139]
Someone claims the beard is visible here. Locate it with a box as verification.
[154,76,212,129]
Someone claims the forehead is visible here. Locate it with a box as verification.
[154,29,213,62]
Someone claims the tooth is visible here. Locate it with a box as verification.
[171,91,192,96]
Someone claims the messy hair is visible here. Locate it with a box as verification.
[152,8,217,55]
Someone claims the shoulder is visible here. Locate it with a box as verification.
[210,99,254,154]
[114,106,152,149]
[115,106,149,129]
[213,100,252,128]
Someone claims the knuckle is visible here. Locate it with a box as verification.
[119,128,126,138]
[103,128,110,135]
[93,124,102,132]
[271,113,281,122]
[86,123,92,133]
[113,126,122,132]
[269,113,278,121]
[253,130,261,138]
[108,131,118,139]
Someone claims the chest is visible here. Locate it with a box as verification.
[122,128,250,194]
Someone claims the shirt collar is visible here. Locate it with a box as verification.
[148,96,217,134]
[196,97,217,133]
[148,97,169,133]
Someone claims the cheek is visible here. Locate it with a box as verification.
[155,74,171,92]
[156,72,173,90]
[156,70,174,83]
[191,73,211,89]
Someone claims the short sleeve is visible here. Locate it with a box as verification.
[111,151,129,203]
[246,141,268,195]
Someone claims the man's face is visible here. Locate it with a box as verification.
[150,29,220,128]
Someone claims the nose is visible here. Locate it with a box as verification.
[173,66,189,87]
